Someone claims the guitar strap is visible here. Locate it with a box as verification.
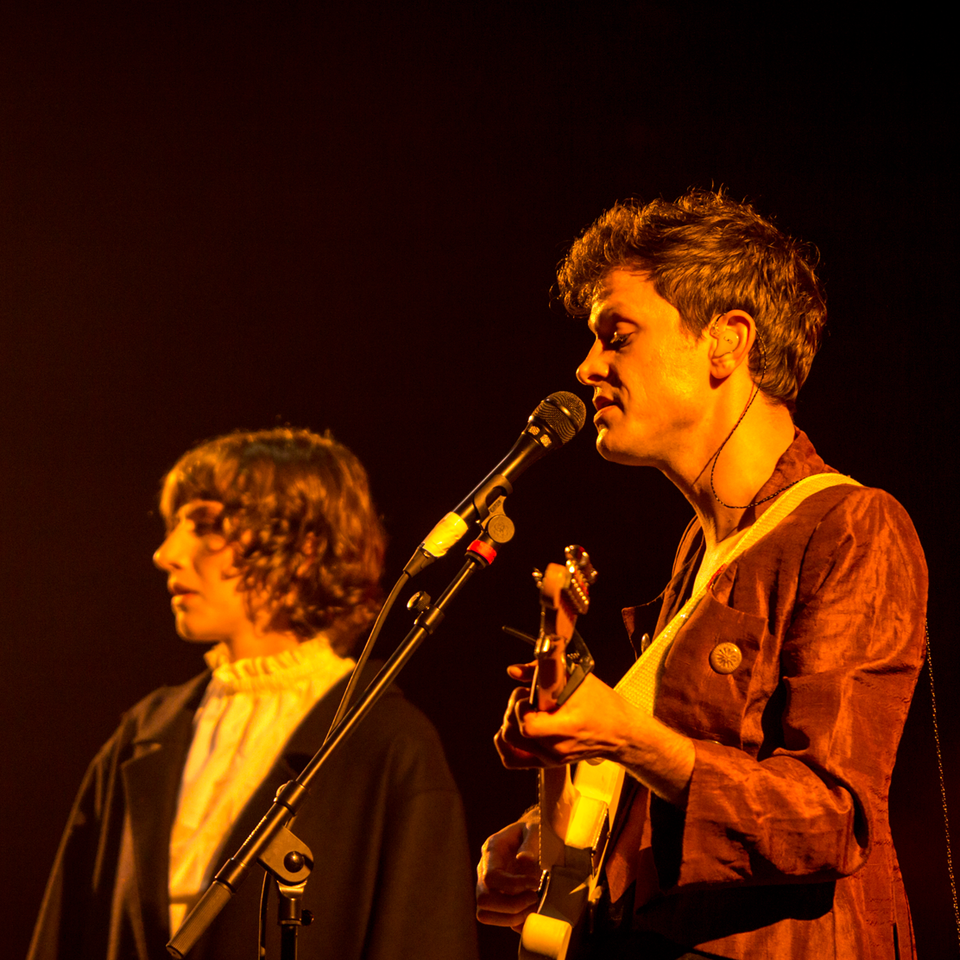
[614,471,861,714]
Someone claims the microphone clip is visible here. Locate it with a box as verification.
[477,494,515,548]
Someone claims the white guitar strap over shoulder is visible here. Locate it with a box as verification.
[615,472,860,714]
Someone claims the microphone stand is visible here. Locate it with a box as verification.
[166,497,516,959]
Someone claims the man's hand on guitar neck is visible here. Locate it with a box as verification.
[494,662,695,807]
[475,811,542,931]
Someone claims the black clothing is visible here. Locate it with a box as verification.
[28,669,479,960]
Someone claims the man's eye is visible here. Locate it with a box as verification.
[609,332,630,349]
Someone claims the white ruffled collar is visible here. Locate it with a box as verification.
[203,637,353,694]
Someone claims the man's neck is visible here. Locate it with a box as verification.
[678,397,796,548]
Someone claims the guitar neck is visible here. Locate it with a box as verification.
[530,547,597,872]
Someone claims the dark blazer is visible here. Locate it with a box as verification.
[29,668,479,960]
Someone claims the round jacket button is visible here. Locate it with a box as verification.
[709,642,742,674]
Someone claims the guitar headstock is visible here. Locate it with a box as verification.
[537,544,596,612]
[531,546,597,711]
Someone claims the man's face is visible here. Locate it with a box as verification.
[577,270,708,469]
[153,500,255,645]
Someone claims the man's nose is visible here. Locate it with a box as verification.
[576,339,607,385]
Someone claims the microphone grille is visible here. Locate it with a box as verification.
[533,391,587,445]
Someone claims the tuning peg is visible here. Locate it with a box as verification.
[564,545,598,584]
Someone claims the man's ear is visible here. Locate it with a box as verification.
[708,311,753,380]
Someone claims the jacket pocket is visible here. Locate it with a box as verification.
[654,595,772,752]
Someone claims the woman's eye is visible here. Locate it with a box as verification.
[609,332,629,349]
[189,511,223,537]
[189,515,214,535]
[195,522,228,551]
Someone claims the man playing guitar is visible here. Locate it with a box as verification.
[476,190,927,959]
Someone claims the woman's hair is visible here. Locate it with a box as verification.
[557,189,827,411]
[159,427,386,654]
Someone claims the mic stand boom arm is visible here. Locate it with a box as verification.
[166,515,511,958]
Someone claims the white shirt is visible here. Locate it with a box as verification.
[168,637,354,933]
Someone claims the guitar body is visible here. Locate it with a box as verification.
[520,760,625,960]
[518,547,625,960]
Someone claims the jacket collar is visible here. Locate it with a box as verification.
[621,430,831,644]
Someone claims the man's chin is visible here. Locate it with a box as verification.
[596,432,629,464]
[595,431,651,467]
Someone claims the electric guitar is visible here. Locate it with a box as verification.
[518,546,626,960]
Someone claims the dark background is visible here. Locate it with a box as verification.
[2,4,955,957]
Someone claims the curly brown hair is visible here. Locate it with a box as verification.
[557,189,826,412]
[159,427,386,655]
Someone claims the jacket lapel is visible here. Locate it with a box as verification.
[121,674,209,947]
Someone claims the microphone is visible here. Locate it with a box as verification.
[404,391,586,576]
